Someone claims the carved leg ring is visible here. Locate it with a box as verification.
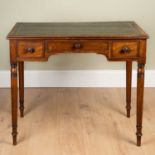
[136,63,145,146]
[11,63,18,145]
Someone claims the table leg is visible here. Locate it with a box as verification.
[18,62,24,117]
[126,61,132,117]
[11,63,18,145]
[136,63,145,146]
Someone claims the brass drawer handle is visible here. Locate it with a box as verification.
[73,42,83,49]
[25,48,35,53]
[120,47,130,54]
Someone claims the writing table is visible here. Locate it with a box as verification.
[7,21,149,146]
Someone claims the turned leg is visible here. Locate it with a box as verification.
[18,62,24,117]
[11,63,18,145]
[126,61,132,117]
[136,63,145,146]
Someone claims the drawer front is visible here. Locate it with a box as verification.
[17,41,44,59]
[46,40,109,54]
[111,41,139,58]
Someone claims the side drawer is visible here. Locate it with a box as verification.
[111,41,139,58]
[17,41,45,59]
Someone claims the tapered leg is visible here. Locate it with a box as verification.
[136,63,145,146]
[126,61,132,117]
[18,62,24,117]
[11,63,18,145]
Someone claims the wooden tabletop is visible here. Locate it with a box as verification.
[7,21,148,39]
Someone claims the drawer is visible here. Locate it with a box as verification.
[111,41,139,58]
[46,40,109,54]
[17,41,44,59]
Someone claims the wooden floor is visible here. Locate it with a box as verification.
[0,88,155,155]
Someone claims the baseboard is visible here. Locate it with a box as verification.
[0,70,155,88]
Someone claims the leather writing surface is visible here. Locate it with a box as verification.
[7,22,148,39]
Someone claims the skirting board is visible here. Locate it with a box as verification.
[0,70,155,88]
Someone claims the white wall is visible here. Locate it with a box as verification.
[0,0,154,70]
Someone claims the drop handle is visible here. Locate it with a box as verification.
[26,48,35,53]
[120,47,130,54]
[73,42,83,49]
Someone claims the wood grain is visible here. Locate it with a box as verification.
[17,41,44,59]
[126,61,132,117]
[0,88,155,154]
[46,40,109,54]
[112,40,139,58]
[18,62,24,117]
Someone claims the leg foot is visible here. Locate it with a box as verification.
[136,133,142,146]
[12,125,18,145]
[136,125,142,146]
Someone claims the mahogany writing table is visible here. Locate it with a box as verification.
[7,21,149,146]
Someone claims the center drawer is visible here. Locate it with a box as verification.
[46,40,109,54]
